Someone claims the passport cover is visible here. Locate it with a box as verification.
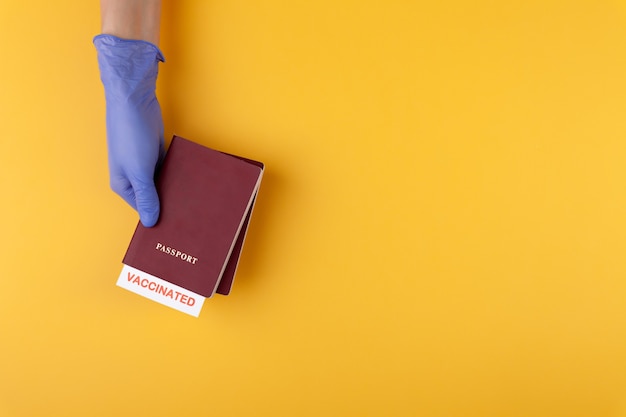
[118,135,264,315]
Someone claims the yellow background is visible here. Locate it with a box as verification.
[1,1,626,416]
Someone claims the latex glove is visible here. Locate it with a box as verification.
[94,34,165,227]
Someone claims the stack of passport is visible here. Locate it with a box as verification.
[116,135,264,317]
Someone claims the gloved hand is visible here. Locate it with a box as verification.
[94,34,165,227]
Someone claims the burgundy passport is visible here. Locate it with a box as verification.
[116,135,264,316]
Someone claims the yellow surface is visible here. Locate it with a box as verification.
[2,1,626,416]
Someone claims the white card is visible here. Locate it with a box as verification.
[116,264,205,317]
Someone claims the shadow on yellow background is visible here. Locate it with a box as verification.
[2,1,626,416]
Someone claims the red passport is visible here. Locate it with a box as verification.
[116,135,264,316]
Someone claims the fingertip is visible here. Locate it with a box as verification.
[139,206,160,227]
[131,178,161,227]
[135,187,160,227]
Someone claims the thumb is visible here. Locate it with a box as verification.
[131,178,161,227]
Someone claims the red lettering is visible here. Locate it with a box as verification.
[124,270,200,310]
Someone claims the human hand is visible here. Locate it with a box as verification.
[94,34,165,227]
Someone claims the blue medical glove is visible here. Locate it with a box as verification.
[94,34,165,227]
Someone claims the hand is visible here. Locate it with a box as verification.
[94,34,165,227]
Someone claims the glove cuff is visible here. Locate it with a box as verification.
[93,34,165,101]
